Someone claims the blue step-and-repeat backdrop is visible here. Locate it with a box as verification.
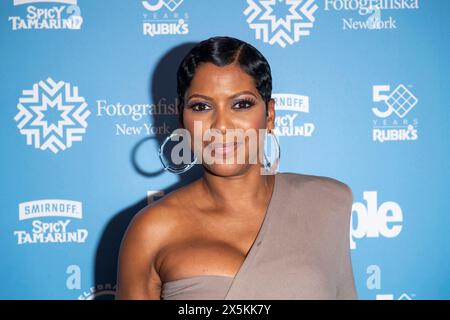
[1,0,449,300]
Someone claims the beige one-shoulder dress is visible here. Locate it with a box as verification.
[160,172,357,300]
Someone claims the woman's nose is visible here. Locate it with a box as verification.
[210,107,231,134]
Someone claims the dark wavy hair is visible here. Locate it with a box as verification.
[176,36,273,125]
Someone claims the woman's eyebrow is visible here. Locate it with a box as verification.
[186,94,213,102]
[229,90,258,99]
[187,90,257,102]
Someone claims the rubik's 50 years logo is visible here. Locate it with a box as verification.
[371,84,419,142]
[142,0,189,37]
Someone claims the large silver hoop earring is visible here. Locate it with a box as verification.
[262,129,281,175]
[158,131,197,174]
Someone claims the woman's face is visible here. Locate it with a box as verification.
[182,62,275,176]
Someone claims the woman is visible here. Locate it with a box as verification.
[116,36,357,300]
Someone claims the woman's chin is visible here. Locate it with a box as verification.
[203,163,252,176]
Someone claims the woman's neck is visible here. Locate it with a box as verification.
[199,166,275,217]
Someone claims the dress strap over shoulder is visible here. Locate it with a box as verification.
[161,172,355,300]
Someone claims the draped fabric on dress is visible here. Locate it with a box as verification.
[160,172,357,300]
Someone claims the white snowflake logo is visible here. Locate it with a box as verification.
[14,78,90,154]
[244,0,318,48]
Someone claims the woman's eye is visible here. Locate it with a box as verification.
[190,103,210,112]
[189,99,255,111]
[233,99,255,109]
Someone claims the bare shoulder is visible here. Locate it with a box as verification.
[121,179,202,255]
[123,189,188,251]
[282,171,353,208]
[127,196,177,241]
[115,187,189,299]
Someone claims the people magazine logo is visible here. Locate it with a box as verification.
[142,0,189,37]
[14,78,91,154]
[272,93,315,137]
[371,84,419,143]
[323,0,419,31]
[13,199,88,245]
[8,0,83,30]
[244,0,318,48]
[350,191,403,250]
